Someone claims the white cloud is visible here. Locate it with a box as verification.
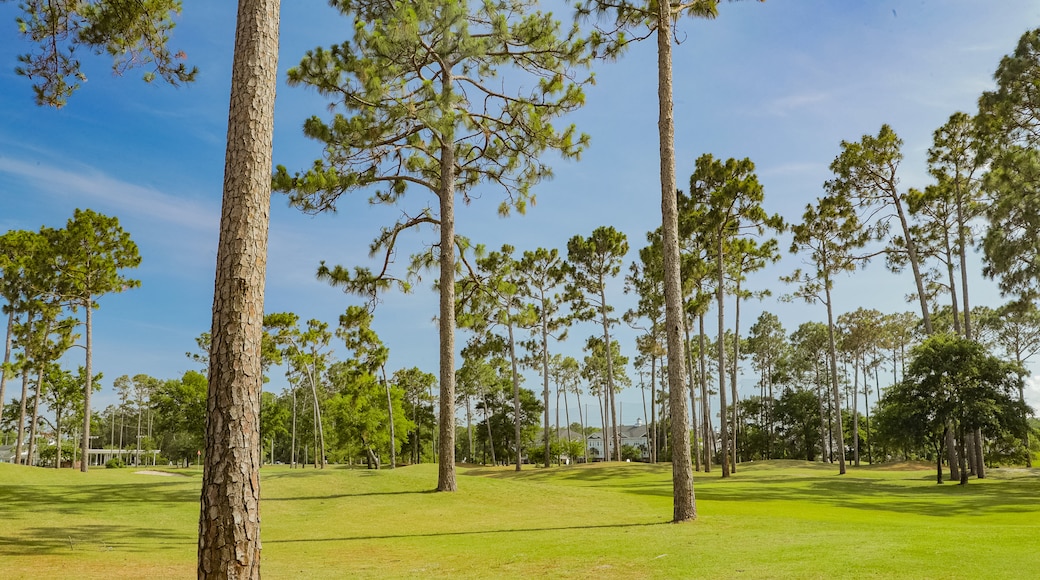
[0,155,216,231]
[762,91,834,117]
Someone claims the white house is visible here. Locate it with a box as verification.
[586,418,651,461]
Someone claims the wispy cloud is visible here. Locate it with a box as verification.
[761,91,834,117]
[0,155,217,231]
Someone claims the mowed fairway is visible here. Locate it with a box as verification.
[1,460,1038,579]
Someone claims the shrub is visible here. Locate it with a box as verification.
[105,457,125,469]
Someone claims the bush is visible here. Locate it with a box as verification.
[105,457,125,469]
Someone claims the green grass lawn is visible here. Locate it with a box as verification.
[1,460,1037,579]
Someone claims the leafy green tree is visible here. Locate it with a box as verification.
[879,333,1029,484]
[42,366,83,468]
[518,247,569,468]
[326,358,412,469]
[338,305,399,468]
[581,335,630,456]
[625,238,666,464]
[772,388,822,462]
[687,153,783,476]
[746,311,786,459]
[153,371,207,467]
[567,226,628,461]
[393,367,437,465]
[458,245,536,471]
[265,313,333,468]
[0,230,42,432]
[551,354,585,462]
[827,125,933,334]
[46,209,140,473]
[273,0,591,493]
[259,391,289,465]
[837,308,884,466]
[574,0,743,524]
[926,111,987,339]
[9,0,196,107]
[785,194,877,475]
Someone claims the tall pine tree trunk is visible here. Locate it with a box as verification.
[436,135,458,492]
[0,311,13,430]
[80,302,93,472]
[717,235,730,478]
[508,322,522,471]
[198,1,279,575]
[599,287,620,461]
[731,283,742,472]
[541,322,551,468]
[657,0,695,520]
[698,313,711,473]
[381,366,396,469]
[684,320,699,471]
[974,427,986,479]
[824,283,847,475]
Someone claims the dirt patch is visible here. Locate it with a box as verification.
[134,470,189,477]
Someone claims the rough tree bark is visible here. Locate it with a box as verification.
[197,0,280,577]
[657,0,695,521]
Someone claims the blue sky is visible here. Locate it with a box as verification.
[1,0,1038,423]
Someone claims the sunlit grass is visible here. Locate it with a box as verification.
[1,459,1038,578]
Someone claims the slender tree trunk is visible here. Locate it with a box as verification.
[683,319,699,471]
[15,344,31,465]
[465,393,473,463]
[717,236,730,478]
[80,303,94,472]
[698,313,711,473]
[649,353,657,463]
[508,322,521,471]
[892,197,932,334]
[55,410,63,469]
[291,386,297,468]
[966,430,977,475]
[541,321,551,468]
[946,422,960,482]
[946,247,961,336]
[852,357,860,467]
[824,283,847,475]
[136,403,143,466]
[818,371,828,464]
[563,381,573,460]
[0,311,13,430]
[863,364,872,465]
[599,286,620,462]
[436,136,457,492]
[198,1,279,575]
[576,392,587,463]
[479,384,495,465]
[27,371,42,467]
[958,425,969,485]
[304,349,326,469]
[381,365,396,469]
[974,427,986,479]
[657,0,695,521]
[731,283,742,472]
[412,392,419,464]
[956,190,973,342]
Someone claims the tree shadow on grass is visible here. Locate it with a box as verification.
[265,521,666,544]
[0,481,197,516]
[264,489,435,502]
[685,475,1040,518]
[0,524,192,556]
